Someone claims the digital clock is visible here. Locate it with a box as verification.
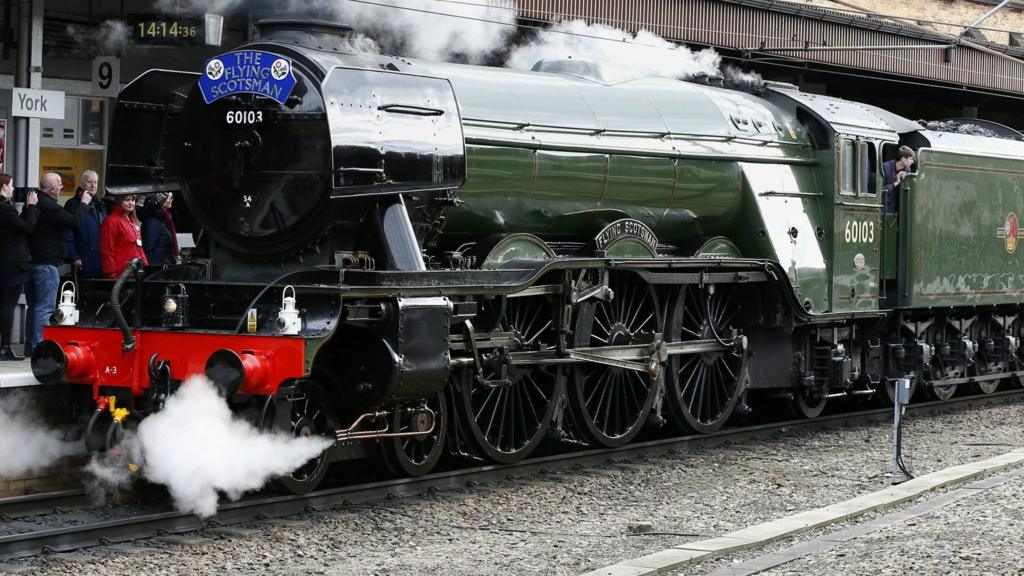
[128,14,204,45]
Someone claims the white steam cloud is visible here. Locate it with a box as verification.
[316,0,517,63]
[724,64,764,87]
[0,393,82,477]
[66,20,132,56]
[506,20,721,84]
[88,376,332,517]
[155,0,244,14]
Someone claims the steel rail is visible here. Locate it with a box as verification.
[1,388,1021,562]
[0,490,90,519]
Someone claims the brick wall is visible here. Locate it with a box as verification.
[0,459,84,498]
[801,0,1024,46]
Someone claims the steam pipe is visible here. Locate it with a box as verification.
[334,407,437,442]
[376,195,426,271]
[111,258,142,351]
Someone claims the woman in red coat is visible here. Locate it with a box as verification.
[100,195,147,279]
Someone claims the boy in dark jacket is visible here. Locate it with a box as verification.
[63,170,105,279]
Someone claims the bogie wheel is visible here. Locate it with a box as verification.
[789,385,827,419]
[258,380,333,494]
[381,392,448,477]
[877,325,920,406]
[1011,317,1024,389]
[970,319,1005,394]
[878,377,918,406]
[455,294,565,464]
[665,284,745,433]
[923,322,962,401]
[568,271,661,447]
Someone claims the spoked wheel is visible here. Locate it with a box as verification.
[923,322,962,401]
[665,284,745,433]
[568,271,661,447]
[455,294,565,463]
[259,380,332,494]
[381,392,448,477]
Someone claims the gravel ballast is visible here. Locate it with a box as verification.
[10,398,1024,576]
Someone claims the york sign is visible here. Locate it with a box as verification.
[12,88,65,120]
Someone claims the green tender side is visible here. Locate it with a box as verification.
[901,148,1024,307]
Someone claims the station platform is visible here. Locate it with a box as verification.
[582,448,1024,575]
[0,346,37,388]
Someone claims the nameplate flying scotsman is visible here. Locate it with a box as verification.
[198,49,297,104]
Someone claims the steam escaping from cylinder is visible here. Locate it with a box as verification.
[86,376,332,518]
[0,392,82,477]
[505,20,722,83]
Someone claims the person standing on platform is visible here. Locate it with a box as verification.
[140,192,178,266]
[25,173,89,356]
[0,175,38,361]
[63,170,105,279]
[100,194,147,279]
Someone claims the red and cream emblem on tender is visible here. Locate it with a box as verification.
[996,212,1021,254]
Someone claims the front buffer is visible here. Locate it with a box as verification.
[32,327,306,399]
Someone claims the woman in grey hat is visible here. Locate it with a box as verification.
[140,192,178,266]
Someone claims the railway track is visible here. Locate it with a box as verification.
[1,388,1021,563]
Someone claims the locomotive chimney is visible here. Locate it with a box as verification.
[255,19,355,52]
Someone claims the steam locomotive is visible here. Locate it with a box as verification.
[32,19,1024,492]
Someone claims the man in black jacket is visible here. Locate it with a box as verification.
[24,172,90,355]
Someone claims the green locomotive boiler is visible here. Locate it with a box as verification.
[32,20,1024,491]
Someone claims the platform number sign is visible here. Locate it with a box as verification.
[92,57,120,98]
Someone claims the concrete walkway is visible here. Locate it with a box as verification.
[581,448,1024,576]
[0,348,37,388]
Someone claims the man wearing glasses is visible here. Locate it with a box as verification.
[24,172,90,356]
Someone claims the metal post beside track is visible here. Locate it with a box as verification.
[890,378,913,481]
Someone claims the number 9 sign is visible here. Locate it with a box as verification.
[92,57,120,97]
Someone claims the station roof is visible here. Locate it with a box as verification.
[515,0,1024,97]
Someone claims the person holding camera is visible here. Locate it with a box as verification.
[0,174,38,360]
[25,172,90,356]
[63,170,106,279]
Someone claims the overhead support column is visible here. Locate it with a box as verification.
[13,0,43,199]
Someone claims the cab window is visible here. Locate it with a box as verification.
[840,139,856,195]
[840,138,878,196]
[859,141,877,196]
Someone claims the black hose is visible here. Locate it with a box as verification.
[111,258,142,351]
